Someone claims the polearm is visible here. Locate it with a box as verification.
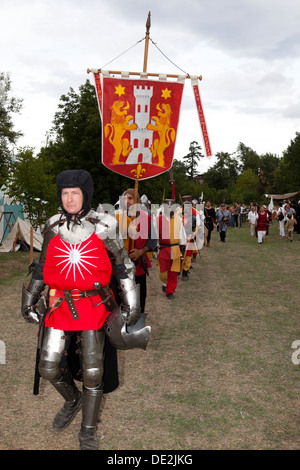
[130,12,152,251]
[143,11,151,75]
[169,169,175,200]
[133,11,151,209]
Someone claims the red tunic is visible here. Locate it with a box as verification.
[43,232,112,331]
[157,214,181,273]
[256,212,268,231]
[116,210,152,276]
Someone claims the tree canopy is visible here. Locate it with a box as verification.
[2,75,300,227]
[0,73,22,186]
[183,140,204,179]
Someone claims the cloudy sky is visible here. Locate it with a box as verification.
[1,0,300,173]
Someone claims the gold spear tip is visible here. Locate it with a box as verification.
[146,11,151,30]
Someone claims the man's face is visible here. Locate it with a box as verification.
[125,193,135,210]
[61,187,83,214]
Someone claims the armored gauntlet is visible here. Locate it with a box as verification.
[21,260,46,324]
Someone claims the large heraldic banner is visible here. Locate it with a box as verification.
[98,75,184,181]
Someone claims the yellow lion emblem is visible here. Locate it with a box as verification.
[104,101,137,164]
[147,103,176,167]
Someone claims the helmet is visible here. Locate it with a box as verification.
[56,169,93,216]
[104,307,151,350]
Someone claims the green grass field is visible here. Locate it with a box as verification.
[0,221,299,450]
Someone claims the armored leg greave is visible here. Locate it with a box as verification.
[51,371,79,403]
[79,384,103,450]
[38,327,82,430]
[81,384,103,428]
[39,327,107,447]
[79,330,105,450]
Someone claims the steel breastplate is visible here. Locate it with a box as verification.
[58,217,95,244]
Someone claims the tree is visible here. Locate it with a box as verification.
[258,152,281,192]
[203,152,240,190]
[183,141,204,179]
[5,147,57,227]
[236,142,260,172]
[273,132,300,193]
[231,169,261,204]
[38,80,133,206]
[0,73,22,186]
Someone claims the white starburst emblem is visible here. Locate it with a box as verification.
[54,238,98,281]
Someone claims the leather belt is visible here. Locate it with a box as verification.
[63,283,118,321]
[159,243,179,249]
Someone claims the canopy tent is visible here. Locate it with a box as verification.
[265,191,300,200]
[0,217,43,253]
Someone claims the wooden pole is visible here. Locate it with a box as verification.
[143,11,151,74]
[30,226,34,263]
[87,69,202,81]
[134,12,151,207]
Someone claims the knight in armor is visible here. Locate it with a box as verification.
[21,170,150,450]
[116,188,157,317]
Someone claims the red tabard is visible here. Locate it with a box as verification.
[256,212,268,231]
[43,232,112,331]
[116,209,152,276]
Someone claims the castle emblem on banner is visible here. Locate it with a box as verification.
[98,75,184,181]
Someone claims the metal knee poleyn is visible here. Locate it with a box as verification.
[38,327,66,381]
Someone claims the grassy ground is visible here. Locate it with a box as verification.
[0,221,299,450]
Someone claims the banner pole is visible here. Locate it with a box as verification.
[143,11,151,74]
[134,11,151,207]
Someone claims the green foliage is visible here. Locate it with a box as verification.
[2,73,299,215]
[182,140,204,179]
[0,73,23,186]
[202,145,284,204]
[236,142,260,172]
[4,147,57,227]
[273,132,300,193]
[204,152,240,191]
[231,169,261,204]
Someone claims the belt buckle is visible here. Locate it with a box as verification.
[71,289,82,301]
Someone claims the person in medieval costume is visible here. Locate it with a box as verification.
[180,195,200,280]
[255,205,270,244]
[156,199,186,300]
[21,170,150,450]
[116,188,157,316]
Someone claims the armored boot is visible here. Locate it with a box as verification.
[51,373,82,431]
[79,384,103,450]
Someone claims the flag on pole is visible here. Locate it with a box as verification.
[191,76,212,158]
[93,71,185,181]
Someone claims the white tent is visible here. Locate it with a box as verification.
[0,217,43,252]
[265,191,300,200]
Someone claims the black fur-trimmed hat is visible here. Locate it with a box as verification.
[56,169,93,216]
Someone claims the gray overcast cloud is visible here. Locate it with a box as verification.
[1,0,299,172]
